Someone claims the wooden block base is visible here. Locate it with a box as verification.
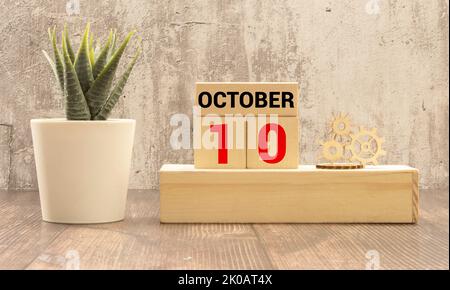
[159,165,419,224]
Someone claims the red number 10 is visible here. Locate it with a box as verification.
[209,123,287,165]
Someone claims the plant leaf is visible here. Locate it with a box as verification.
[94,47,141,120]
[89,47,95,68]
[85,31,135,118]
[94,42,102,59]
[74,23,94,94]
[48,28,65,93]
[89,33,95,66]
[42,50,58,87]
[62,32,91,120]
[64,24,76,63]
[108,29,117,60]
[92,30,113,79]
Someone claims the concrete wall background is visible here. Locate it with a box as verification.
[0,0,448,190]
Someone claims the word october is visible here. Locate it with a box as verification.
[198,91,294,109]
[195,82,298,116]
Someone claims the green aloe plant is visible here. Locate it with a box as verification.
[43,23,141,120]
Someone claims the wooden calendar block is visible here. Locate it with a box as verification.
[194,116,247,169]
[246,116,299,169]
[195,82,298,116]
[160,165,420,224]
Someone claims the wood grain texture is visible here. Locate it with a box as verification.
[0,189,447,270]
[0,190,66,269]
[26,190,272,270]
[160,165,418,223]
[254,189,448,270]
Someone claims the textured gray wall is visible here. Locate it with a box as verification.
[0,0,448,190]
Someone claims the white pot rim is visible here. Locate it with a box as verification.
[31,118,135,125]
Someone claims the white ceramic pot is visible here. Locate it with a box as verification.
[31,118,136,224]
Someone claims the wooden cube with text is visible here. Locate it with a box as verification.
[195,82,299,116]
[247,116,299,169]
[194,116,247,169]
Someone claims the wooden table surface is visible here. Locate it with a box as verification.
[0,189,448,270]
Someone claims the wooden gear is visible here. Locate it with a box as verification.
[318,113,387,167]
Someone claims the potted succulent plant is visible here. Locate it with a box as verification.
[31,23,140,224]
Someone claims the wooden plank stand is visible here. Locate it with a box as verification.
[160,165,419,224]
